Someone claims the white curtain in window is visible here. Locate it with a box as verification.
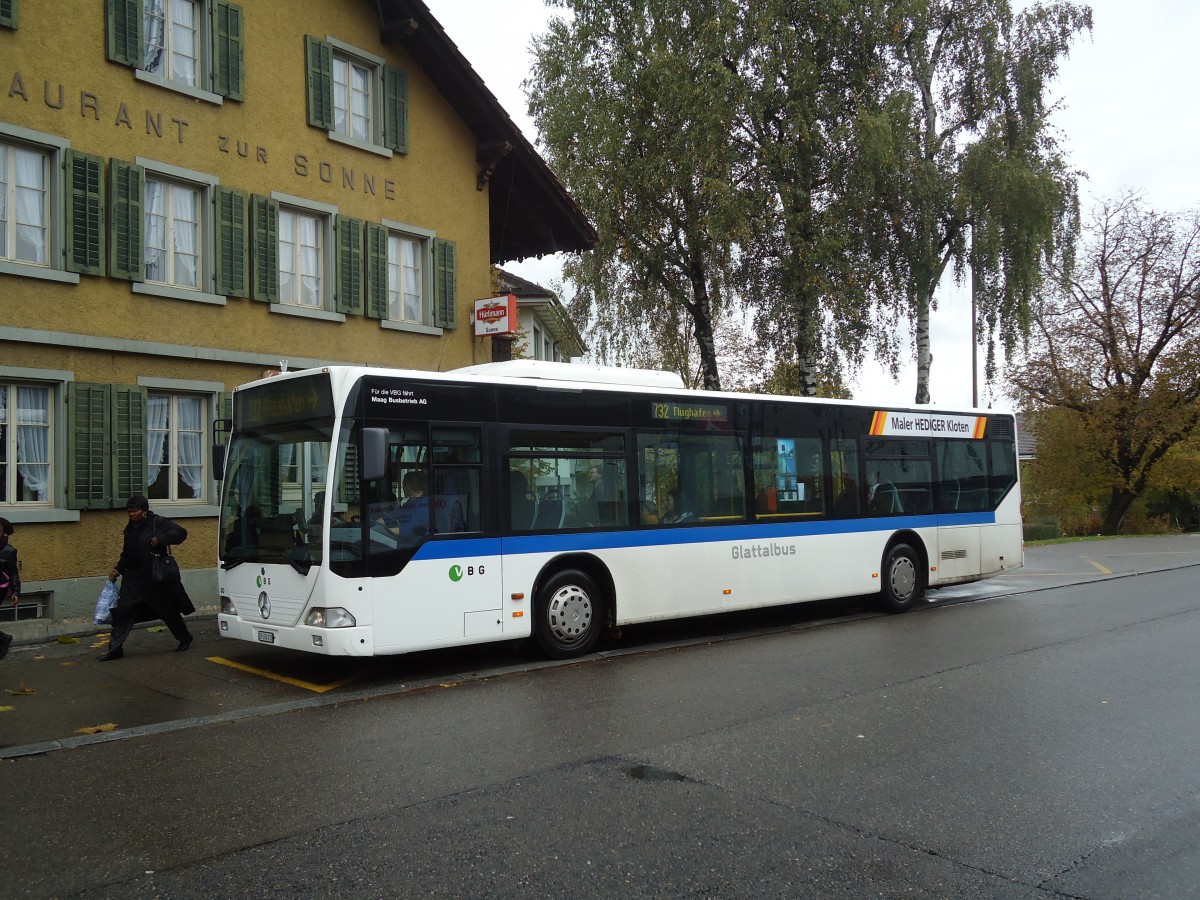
[170,0,198,85]
[144,180,167,282]
[143,0,166,71]
[15,386,49,501]
[14,148,47,264]
[173,184,198,288]
[177,396,203,498]
[300,216,321,306]
[146,394,170,488]
[402,239,421,322]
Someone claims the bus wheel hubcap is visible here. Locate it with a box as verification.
[890,556,916,600]
[548,586,592,642]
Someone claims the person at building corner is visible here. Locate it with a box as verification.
[99,495,194,661]
[0,517,20,660]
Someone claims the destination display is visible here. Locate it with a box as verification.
[869,410,987,440]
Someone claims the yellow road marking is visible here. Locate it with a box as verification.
[1080,556,1113,575]
[206,656,359,693]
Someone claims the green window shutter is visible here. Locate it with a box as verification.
[215,186,249,298]
[108,159,144,282]
[64,150,105,276]
[105,0,141,67]
[0,0,19,30]
[336,216,364,315]
[111,386,147,509]
[250,193,279,302]
[212,1,245,101]
[382,65,409,154]
[434,238,457,329]
[364,221,388,320]
[305,35,333,130]
[66,382,111,510]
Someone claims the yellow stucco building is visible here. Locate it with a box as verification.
[0,0,593,634]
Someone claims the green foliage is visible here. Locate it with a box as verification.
[531,1,1089,401]
[530,0,750,390]
[857,0,1090,402]
[1014,196,1200,533]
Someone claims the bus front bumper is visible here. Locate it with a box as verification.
[217,614,374,656]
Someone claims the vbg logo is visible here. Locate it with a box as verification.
[448,564,485,582]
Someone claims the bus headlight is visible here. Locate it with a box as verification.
[221,596,238,615]
[305,607,356,628]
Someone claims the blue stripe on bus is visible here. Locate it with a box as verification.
[411,511,997,561]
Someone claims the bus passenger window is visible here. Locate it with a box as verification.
[433,427,482,532]
[754,436,823,518]
[637,431,746,525]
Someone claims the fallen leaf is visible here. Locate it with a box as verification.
[90,641,107,649]
[6,688,36,696]
[32,655,45,660]
[59,661,78,668]
[75,723,118,734]
[147,626,167,633]
[56,636,80,644]
[0,705,14,713]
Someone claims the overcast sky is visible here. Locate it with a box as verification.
[424,0,1200,408]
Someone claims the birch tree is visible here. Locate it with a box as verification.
[529,0,748,390]
[860,0,1090,403]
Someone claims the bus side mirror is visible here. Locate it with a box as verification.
[213,445,226,481]
[361,428,389,482]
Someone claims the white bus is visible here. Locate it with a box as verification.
[215,361,1022,659]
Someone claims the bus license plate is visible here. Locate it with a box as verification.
[257,630,275,644]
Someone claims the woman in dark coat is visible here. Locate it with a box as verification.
[99,494,194,661]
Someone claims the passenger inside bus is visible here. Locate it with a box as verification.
[374,472,430,541]
[660,490,693,524]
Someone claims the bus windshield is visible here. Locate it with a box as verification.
[219,418,334,572]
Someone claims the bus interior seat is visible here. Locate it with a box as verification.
[532,494,565,530]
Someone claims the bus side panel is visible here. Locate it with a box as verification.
[982,489,1024,576]
[371,545,505,654]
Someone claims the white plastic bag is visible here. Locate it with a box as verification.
[94,579,119,625]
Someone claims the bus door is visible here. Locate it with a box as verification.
[934,439,986,580]
[365,423,498,652]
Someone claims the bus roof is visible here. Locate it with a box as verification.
[452,360,687,389]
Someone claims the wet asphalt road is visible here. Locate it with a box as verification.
[2,535,1199,897]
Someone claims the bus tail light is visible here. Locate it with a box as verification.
[305,607,357,628]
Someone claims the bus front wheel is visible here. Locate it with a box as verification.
[880,543,923,613]
[534,569,605,659]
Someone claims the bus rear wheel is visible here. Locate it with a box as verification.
[880,542,923,613]
[534,569,605,659]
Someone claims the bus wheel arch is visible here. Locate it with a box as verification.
[879,532,927,614]
[531,554,614,659]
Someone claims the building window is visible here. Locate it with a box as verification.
[333,54,372,143]
[144,0,200,87]
[106,0,244,103]
[146,392,206,501]
[387,232,424,323]
[279,207,325,308]
[0,141,48,267]
[0,383,52,505]
[144,177,201,289]
[305,36,408,155]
